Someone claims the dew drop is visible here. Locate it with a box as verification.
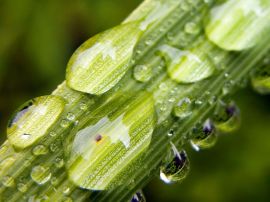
[2,176,15,187]
[51,177,59,186]
[160,143,190,184]
[7,96,66,149]
[32,145,48,156]
[133,65,152,82]
[31,165,51,185]
[190,119,217,151]
[251,66,270,94]
[17,183,28,193]
[184,22,200,34]
[49,131,57,137]
[79,102,88,111]
[213,101,240,133]
[66,22,143,95]
[66,113,76,121]
[173,98,193,119]
[63,185,71,195]
[130,190,146,202]
[54,157,64,168]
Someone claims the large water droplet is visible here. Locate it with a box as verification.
[65,93,156,190]
[157,44,215,83]
[205,0,270,50]
[251,66,270,94]
[173,97,193,119]
[213,101,240,133]
[130,190,146,202]
[190,119,217,151]
[66,22,142,95]
[7,96,66,149]
[160,143,190,184]
[31,165,51,185]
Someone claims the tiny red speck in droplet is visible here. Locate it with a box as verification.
[95,134,102,142]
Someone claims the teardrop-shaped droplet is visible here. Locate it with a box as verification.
[190,119,217,151]
[160,143,190,184]
[31,165,51,185]
[173,97,193,119]
[7,96,66,149]
[130,190,146,202]
[65,93,156,190]
[66,22,142,95]
[251,66,270,94]
[133,64,153,82]
[213,101,240,133]
[205,0,270,50]
[157,44,215,83]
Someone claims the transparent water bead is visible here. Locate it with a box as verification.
[160,143,190,184]
[133,65,152,82]
[65,93,156,190]
[190,119,217,151]
[66,22,143,95]
[205,0,270,50]
[32,145,48,156]
[251,66,270,94]
[7,96,66,149]
[130,190,146,202]
[213,101,240,133]
[31,165,51,185]
[157,44,215,83]
[2,176,15,187]
[173,97,193,119]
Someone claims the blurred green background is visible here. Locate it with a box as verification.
[0,0,269,201]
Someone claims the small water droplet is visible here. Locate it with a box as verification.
[130,190,146,202]
[63,185,71,195]
[79,102,88,111]
[184,22,200,34]
[66,113,76,121]
[160,143,190,184]
[133,65,152,82]
[60,119,69,128]
[49,131,57,137]
[173,98,193,119]
[32,145,48,156]
[54,157,64,168]
[17,183,28,192]
[50,140,61,153]
[251,66,270,94]
[31,165,51,185]
[2,176,15,187]
[167,129,175,137]
[51,177,59,186]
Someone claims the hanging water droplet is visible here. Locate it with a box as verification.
[7,96,66,149]
[157,44,215,84]
[133,65,152,82]
[130,190,146,202]
[213,101,240,133]
[251,66,270,94]
[205,0,270,50]
[2,176,15,187]
[160,143,190,184]
[66,22,143,95]
[190,119,217,151]
[66,113,76,121]
[173,98,193,119]
[31,165,51,185]
[65,93,156,190]
[32,145,48,156]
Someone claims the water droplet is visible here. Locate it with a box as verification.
[17,183,28,193]
[50,140,61,153]
[7,96,66,149]
[173,98,193,119]
[66,113,76,121]
[31,165,51,185]
[65,93,156,190]
[213,101,240,133]
[184,22,200,34]
[133,65,152,82]
[51,177,59,186]
[160,143,189,184]
[32,145,48,156]
[54,157,64,168]
[49,131,57,137]
[205,0,270,50]
[130,190,146,202]
[157,44,215,84]
[2,176,15,187]
[79,102,88,111]
[63,185,71,195]
[66,22,143,95]
[167,129,175,137]
[251,66,270,94]
[190,119,217,151]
